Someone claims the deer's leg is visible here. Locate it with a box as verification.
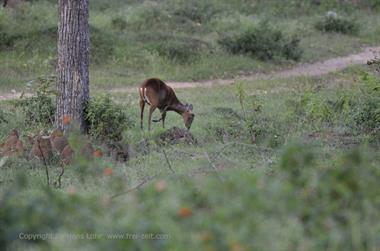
[148,106,156,131]
[139,99,145,129]
[161,111,167,128]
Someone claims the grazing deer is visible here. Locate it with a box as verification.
[139,78,194,131]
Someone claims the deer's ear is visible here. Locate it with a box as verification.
[188,104,193,111]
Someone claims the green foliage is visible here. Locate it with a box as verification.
[17,95,54,127]
[353,72,380,136]
[90,27,115,64]
[85,96,131,141]
[235,81,247,117]
[168,0,223,23]
[301,91,333,122]
[0,29,16,49]
[139,32,210,63]
[111,16,127,31]
[1,145,379,251]
[15,75,56,128]
[280,144,315,177]
[218,23,302,61]
[0,110,7,124]
[315,12,358,35]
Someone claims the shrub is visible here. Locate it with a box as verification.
[0,110,7,124]
[138,32,210,63]
[218,22,302,61]
[353,72,380,136]
[84,96,131,142]
[279,143,315,181]
[111,17,127,31]
[0,26,23,49]
[0,30,13,48]
[301,92,333,122]
[169,0,222,23]
[17,95,55,127]
[16,75,56,128]
[315,12,358,35]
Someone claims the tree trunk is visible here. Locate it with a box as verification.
[56,0,89,132]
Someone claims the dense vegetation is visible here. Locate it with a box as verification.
[0,0,380,250]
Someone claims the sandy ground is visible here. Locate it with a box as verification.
[0,46,379,100]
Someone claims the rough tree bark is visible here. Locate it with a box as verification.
[56,0,89,132]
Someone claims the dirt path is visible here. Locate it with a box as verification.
[1,46,379,100]
[112,46,379,92]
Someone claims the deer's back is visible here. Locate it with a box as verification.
[140,78,178,107]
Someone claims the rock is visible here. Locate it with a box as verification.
[29,135,52,161]
[61,145,74,165]
[80,143,94,160]
[0,129,24,157]
[50,128,69,155]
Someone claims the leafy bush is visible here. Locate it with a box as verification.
[0,30,13,48]
[280,144,315,177]
[218,23,302,61]
[168,0,222,23]
[353,72,380,136]
[301,92,333,122]
[17,95,55,127]
[154,38,204,63]
[315,12,358,34]
[0,25,24,49]
[16,76,56,128]
[85,96,130,141]
[111,17,127,31]
[138,32,210,63]
[0,110,7,124]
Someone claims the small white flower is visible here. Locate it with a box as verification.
[326,11,338,19]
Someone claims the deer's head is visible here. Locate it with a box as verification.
[182,104,195,130]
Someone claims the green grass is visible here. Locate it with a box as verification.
[1,66,380,250]
[1,1,380,92]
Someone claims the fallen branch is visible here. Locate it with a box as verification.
[111,174,159,200]
[162,148,175,173]
[37,137,50,187]
[55,161,65,189]
[204,152,224,182]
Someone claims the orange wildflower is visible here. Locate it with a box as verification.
[230,241,244,251]
[66,185,77,195]
[154,180,167,192]
[93,149,103,157]
[63,115,71,125]
[103,167,113,176]
[177,207,192,218]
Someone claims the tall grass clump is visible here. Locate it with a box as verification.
[315,11,358,35]
[353,72,380,138]
[167,0,223,24]
[218,22,302,61]
[137,32,210,63]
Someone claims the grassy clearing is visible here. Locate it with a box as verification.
[0,1,379,92]
[1,65,379,250]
